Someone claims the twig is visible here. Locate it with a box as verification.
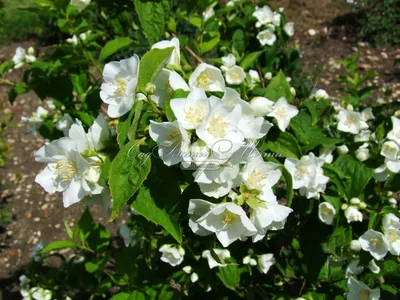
[172,33,204,64]
[257,64,265,88]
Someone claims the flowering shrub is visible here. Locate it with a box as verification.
[1,0,399,299]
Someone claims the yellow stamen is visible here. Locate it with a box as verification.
[207,116,228,138]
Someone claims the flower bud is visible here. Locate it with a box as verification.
[243,255,251,265]
[359,202,367,209]
[389,198,397,205]
[190,272,199,283]
[264,72,272,80]
[290,87,296,96]
[182,266,192,274]
[349,240,361,252]
[249,97,274,117]
[350,198,361,205]
[337,145,349,155]
[27,47,35,55]
[341,203,349,210]
[145,83,156,95]
[387,191,393,197]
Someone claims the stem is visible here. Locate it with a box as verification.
[184,45,204,64]
[147,97,164,116]
[0,78,15,86]
[128,100,144,141]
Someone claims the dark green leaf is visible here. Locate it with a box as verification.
[264,70,293,102]
[109,140,151,220]
[40,241,77,253]
[240,51,263,71]
[216,264,240,291]
[266,131,302,159]
[303,99,330,125]
[134,0,166,45]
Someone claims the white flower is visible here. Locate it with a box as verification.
[55,113,73,135]
[149,120,190,166]
[159,244,185,267]
[354,130,371,142]
[347,277,380,300]
[359,229,389,260]
[151,38,180,69]
[337,145,349,155]
[190,272,199,283]
[387,116,400,145]
[344,206,363,223]
[248,70,260,84]
[313,89,329,100]
[355,143,370,161]
[100,55,140,118]
[70,0,91,12]
[350,240,361,252]
[189,63,225,92]
[195,202,257,247]
[249,97,274,117]
[30,287,52,300]
[345,260,364,278]
[267,97,299,131]
[319,145,335,164]
[243,255,257,266]
[250,200,293,242]
[257,254,275,274]
[381,141,399,160]
[188,199,216,236]
[360,108,375,121]
[221,54,236,71]
[203,7,215,22]
[374,164,392,182]
[284,153,329,199]
[368,259,380,274]
[183,266,192,274]
[150,69,189,108]
[385,229,400,256]
[196,102,244,156]
[252,6,274,27]
[382,213,400,230]
[225,66,246,85]
[272,12,281,26]
[256,28,276,46]
[318,202,336,225]
[12,47,27,68]
[170,88,210,130]
[337,109,368,134]
[283,22,294,36]
[241,157,282,201]
[67,35,79,46]
[202,249,231,269]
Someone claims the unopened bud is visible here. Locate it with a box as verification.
[337,145,349,155]
[290,87,296,96]
[27,47,35,55]
[145,83,156,95]
[389,198,397,205]
[264,72,272,80]
[341,203,349,210]
[387,191,393,197]
[349,240,361,252]
[359,202,367,209]
[350,198,361,205]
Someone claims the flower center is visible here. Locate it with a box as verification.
[185,106,205,127]
[296,165,309,178]
[275,106,287,119]
[387,231,399,243]
[370,238,381,247]
[344,116,358,126]
[222,210,237,225]
[55,161,76,181]
[322,206,332,215]
[359,290,370,300]
[197,71,213,89]
[207,116,228,138]
[166,129,182,146]
[115,78,127,97]
[247,170,266,190]
[230,71,241,81]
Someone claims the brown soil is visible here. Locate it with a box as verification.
[0,0,399,297]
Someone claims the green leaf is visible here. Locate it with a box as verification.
[134,0,166,45]
[264,70,293,102]
[70,73,88,95]
[281,166,294,206]
[266,131,302,159]
[137,47,174,91]
[8,88,17,105]
[132,186,182,243]
[0,60,14,76]
[232,29,245,55]
[40,240,77,253]
[303,99,330,125]
[240,51,263,71]
[199,32,220,54]
[290,112,342,151]
[333,155,374,199]
[74,208,94,243]
[323,226,352,255]
[110,293,130,300]
[216,264,240,291]
[109,140,151,220]
[368,211,380,230]
[87,223,110,253]
[128,291,146,300]
[117,108,135,147]
[99,37,134,61]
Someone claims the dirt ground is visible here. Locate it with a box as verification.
[0,0,399,297]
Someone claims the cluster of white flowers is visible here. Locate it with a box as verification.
[70,0,91,12]
[375,116,400,181]
[343,198,366,223]
[66,30,92,46]
[20,275,52,300]
[358,213,400,260]
[34,114,112,209]
[252,5,294,46]
[12,46,36,69]
[21,106,49,135]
